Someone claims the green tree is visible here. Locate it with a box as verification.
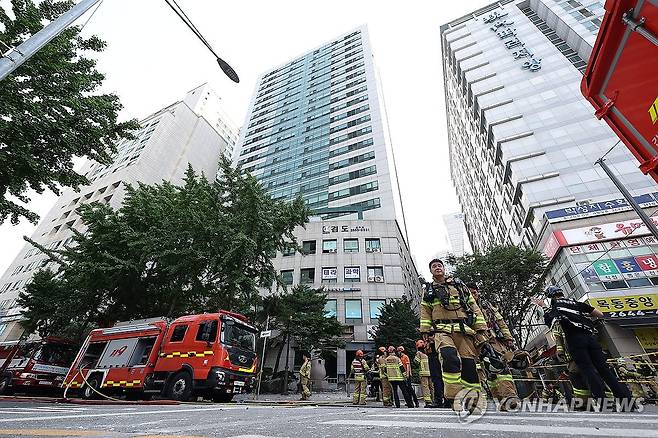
[0,0,138,225]
[18,157,309,341]
[371,297,419,356]
[263,285,344,373]
[447,245,547,347]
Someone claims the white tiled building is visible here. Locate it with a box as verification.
[441,0,655,253]
[0,84,237,342]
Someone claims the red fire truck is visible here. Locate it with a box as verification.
[0,338,77,395]
[63,311,258,402]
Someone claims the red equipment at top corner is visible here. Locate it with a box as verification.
[581,0,658,182]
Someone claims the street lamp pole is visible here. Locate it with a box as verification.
[596,157,658,240]
[0,0,239,83]
[0,0,101,82]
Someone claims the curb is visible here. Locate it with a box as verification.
[0,396,180,406]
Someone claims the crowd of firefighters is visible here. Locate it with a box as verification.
[299,258,658,413]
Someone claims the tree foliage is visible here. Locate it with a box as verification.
[447,245,547,347]
[18,158,309,341]
[0,0,138,225]
[371,297,419,355]
[262,285,344,372]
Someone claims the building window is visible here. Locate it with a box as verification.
[369,299,386,321]
[365,238,381,252]
[345,299,362,322]
[344,266,361,282]
[300,268,315,284]
[322,267,338,283]
[281,270,294,285]
[323,239,337,253]
[324,300,337,318]
[367,266,384,282]
[343,238,359,253]
[302,240,317,255]
[282,245,296,257]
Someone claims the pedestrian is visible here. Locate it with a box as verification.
[543,285,633,411]
[376,347,393,406]
[414,340,433,407]
[468,283,520,411]
[420,258,488,413]
[398,346,419,408]
[385,346,414,408]
[351,350,369,405]
[426,334,445,407]
[299,352,312,401]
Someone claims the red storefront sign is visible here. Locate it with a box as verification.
[581,0,658,182]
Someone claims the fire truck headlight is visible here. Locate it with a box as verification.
[214,370,225,382]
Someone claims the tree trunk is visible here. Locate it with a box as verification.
[273,336,285,373]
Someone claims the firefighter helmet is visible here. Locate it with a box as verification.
[355,350,364,357]
[545,285,564,298]
[415,340,425,349]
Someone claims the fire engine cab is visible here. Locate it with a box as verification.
[0,337,77,395]
[63,311,258,402]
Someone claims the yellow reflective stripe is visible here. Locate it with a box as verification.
[160,350,214,358]
[461,380,482,390]
[475,316,486,325]
[573,388,591,396]
[443,372,461,383]
[493,374,513,382]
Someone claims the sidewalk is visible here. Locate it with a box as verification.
[236,390,379,407]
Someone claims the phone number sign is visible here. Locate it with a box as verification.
[588,293,658,318]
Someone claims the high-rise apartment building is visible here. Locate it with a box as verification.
[234,26,419,379]
[441,0,656,253]
[0,84,237,342]
[443,212,470,257]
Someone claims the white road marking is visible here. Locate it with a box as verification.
[0,405,254,423]
[375,409,658,418]
[368,413,652,423]
[322,419,658,437]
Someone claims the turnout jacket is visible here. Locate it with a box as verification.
[419,277,487,336]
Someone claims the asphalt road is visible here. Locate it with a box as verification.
[0,400,657,437]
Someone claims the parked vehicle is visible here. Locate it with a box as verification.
[0,337,77,395]
[63,311,258,402]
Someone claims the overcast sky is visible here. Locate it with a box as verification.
[0,0,493,279]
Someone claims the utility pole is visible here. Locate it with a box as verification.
[255,314,270,400]
[596,157,658,240]
[0,0,101,82]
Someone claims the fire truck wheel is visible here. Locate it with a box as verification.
[166,371,193,401]
[211,393,234,403]
[0,376,12,395]
[82,375,102,400]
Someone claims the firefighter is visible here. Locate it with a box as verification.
[468,283,520,411]
[376,346,393,406]
[299,352,312,400]
[351,350,369,405]
[420,259,488,413]
[617,363,644,399]
[414,340,433,407]
[398,346,419,408]
[543,285,632,410]
[426,334,445,407]
[550,315,591,409]
[541,382,565,404]
[385,346,414,408]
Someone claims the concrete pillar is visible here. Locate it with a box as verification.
[601,323,644,358]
